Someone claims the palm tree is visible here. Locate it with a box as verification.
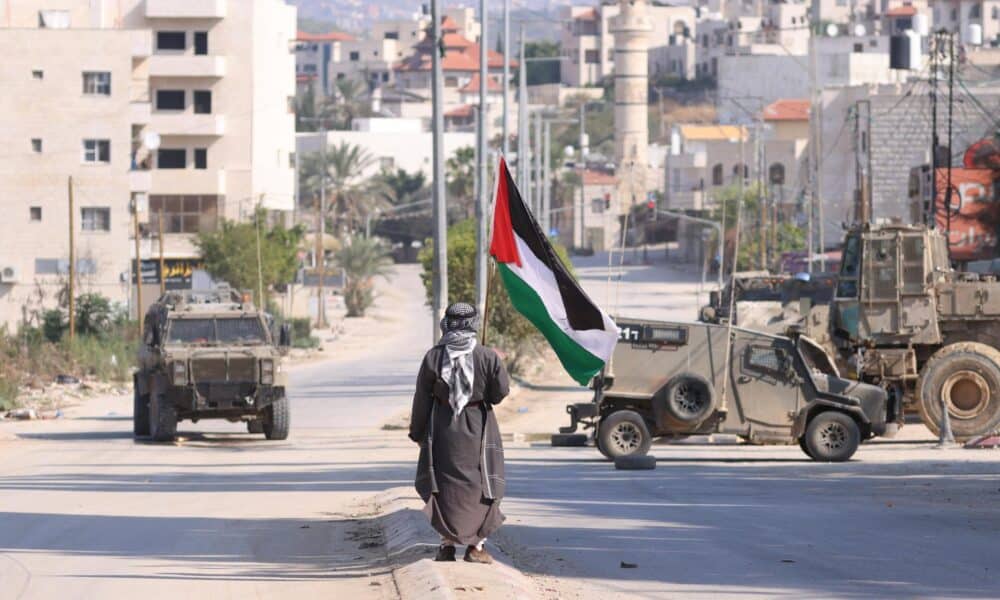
[316,78,372,129]
[299,141,383,233]
[446,146,475,220]
[374,168,428,206]
[333,234,394,317]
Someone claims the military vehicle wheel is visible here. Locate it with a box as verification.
[264,394,290,440]
[149,389,177,443]
[804,411,859,462]
[247,420,265,434]
[917,342,1000,441]
[661,373,716,428]
[133,375,150,438]
[550,433,588,447]
[598,410,651,459]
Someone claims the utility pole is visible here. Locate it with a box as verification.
[929,31,939,228]
[133,195,143,334]
[318,124,327,327]
[542,119,551,234]
[533,110,542,215]
[755,119,766,270]
[67,176,76,341]
[517,25,529,195]
[158,207,166,296]
[475,0,489,318]
[431,0,448,341]
[579,102,587,250]
[502,0,510,158]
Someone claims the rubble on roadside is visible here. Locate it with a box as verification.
[4,377,129,421]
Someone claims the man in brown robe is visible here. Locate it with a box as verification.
[409,302,510,563]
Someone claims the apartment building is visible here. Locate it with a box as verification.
[664,124,749,212]
[932,0,1000,46]
[295,30,354,96]
[0,0,296,326]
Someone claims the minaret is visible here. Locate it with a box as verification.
[611,0,652,210]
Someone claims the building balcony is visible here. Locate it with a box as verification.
[151,169,226,195]
[150,113,225,136]
[130,101,151,124]
[131,30,152,57]
[145,0,226,19]
[130,170,152,192]
[148,55,226,78]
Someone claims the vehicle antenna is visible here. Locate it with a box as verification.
[718,162,747,414]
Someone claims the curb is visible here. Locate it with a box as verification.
[374,487,540,600]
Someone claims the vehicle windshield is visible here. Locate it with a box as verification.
[166,317,266,344]
[797,337,840,377]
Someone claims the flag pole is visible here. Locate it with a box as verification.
[481,259,496,346]
[482,154,505,346]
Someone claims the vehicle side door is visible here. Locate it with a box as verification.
[727,331,802,441]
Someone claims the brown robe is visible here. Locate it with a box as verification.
[409,344,510,545]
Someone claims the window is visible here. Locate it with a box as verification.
[591,198,606,214]
[32,69,43,80]
[31,138,42,153]
[35,258,95,275]
[38,10,69,28]
[156,89,185,110]
[149,195,220,234]
[81,207,111,232]
[82,71,111,95]
[445,76,458,87]
[156,31,186,51]
[970,3,981,19]
[711,163,723,186]
[385,31,399,40]
[194,148,207,169]
[349,51,360,61]
[381,72,389,82]
[157,148,186,169]
[769,163,785,185]
[745,345,785,375]
[585,49,600,64]
[193,90,212,114]
[732,163,748,180]
[853,42,864,53]
[302,63,317,73]
[194,31,208,55]
[30,207,42,221]
[82,139,110,163]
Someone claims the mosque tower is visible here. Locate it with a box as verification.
[610,0,652,209]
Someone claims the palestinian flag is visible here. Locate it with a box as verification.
[489,156,618,385]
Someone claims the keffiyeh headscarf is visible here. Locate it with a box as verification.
[439,303,479,418]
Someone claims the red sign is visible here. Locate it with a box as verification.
[935,168,999,262]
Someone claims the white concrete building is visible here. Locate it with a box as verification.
[295,30,354,97]
[0,0,297,326]
[665,124,749,212]
[296,120,475,181]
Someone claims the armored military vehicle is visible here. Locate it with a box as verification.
[133,286,291,442]
[825,224,1000,440]
[560,319,891,461]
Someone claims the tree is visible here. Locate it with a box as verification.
[709,184,803,271]
[525,41,561,85]
[195,210,305,298]
[374,168,428,205]
[446,146,476,220]
[295,81,317,132]
[316,78,373,129]
[333,234,394,317]
[300,141,382,233]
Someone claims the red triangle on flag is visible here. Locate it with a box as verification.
[489,156,521,267]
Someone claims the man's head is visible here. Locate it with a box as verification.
[441,302,479,335]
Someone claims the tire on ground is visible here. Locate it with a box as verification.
[149,382,177,443]
[804,411,860,462]
[597,410,652,459]
[550,433,588,447]
[133,374,150,438]
[264,393,290,440]
[917,342,1000,441]
[658,373,716,430]
[798,437,814,459]
[614,454,657,470]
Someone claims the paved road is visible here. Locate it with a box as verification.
[4,259,1000,599]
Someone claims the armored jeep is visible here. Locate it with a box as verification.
[560,319,893,461]
[133,287,291,442]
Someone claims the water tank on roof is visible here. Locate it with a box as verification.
[966,24,983,46]
[912,13,929,36]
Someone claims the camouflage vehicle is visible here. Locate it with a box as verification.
[133,287,291,442]
[559,319,892,462]
[825,224,1000,440]
[705,224,1000,440]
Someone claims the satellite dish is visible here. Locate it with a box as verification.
[825,23,839,37]
[142,131,161,150]
[565,145,576,157]
[853,23,867,37]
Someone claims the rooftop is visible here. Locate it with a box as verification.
[396,16,517,73]
[459,73,502,93]
[297,30,355,43]
[762,99,811,121]
[678,124,748,142]
[885,5,918,16]
[582,169,616,185]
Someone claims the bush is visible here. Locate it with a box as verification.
[0,377,18,411]
[75,293,114,338]
[42,309,65,343]
[418,219,576,375]
[334,234,394,317]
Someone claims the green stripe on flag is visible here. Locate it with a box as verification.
[497,263,606,385]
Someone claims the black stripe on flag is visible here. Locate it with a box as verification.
[503,167,606,332]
